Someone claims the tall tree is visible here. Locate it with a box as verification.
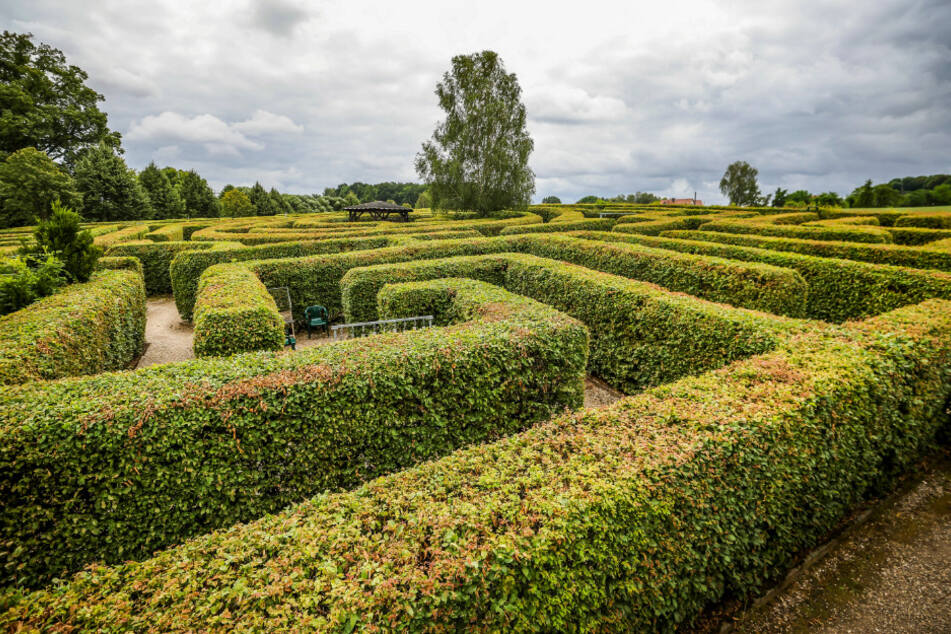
[248,181,273,216]
[219,189,254,217]
[0,32,121,165]
[719,161,762,206]
[138,162,184,219]
[771,187,788,208]
[416,51,535,215]
[0,147,81,227]
[72,144,151,222]
[269,187,291,214]
[177,170,218,217]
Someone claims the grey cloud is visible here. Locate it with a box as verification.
[250,0,312,37]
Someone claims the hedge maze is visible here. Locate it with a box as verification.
[2,205,951,631]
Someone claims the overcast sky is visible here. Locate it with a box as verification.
[3,0,949,203]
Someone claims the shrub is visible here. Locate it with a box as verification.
[145,223,184,242]
[0,269,145,385]
[342,253,801,393]
[663,229,951,272]
[94,224,150,247]
[20,201,102,282]
[699,219,893,243]
[7,300,948,631]
[893,212,951,229]
[0,254,65,315]
[884,226,951,245]
[572,230,951,322]
[612,216,708,235]
[0,278,586,587]
[805,215,880,226]
[747,211,819,224]
[95,255,144,277]
[106,240,229,295]
[498,218,616,234]
[192,265,285,357]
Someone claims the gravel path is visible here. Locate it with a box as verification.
[136,296,194,368]
[729,453,951,633]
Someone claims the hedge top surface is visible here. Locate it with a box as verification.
[6,299,949,631]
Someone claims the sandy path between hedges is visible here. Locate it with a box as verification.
[136,296,195,368]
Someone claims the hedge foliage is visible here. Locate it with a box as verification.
[884,226,951,246]
[342,253,801,393]
[748,211,820,224]
[893,212,951,229]
[0,269,145,385]
[805,215,880,226]
[699,219,893,243]
[663,229,951,272]
[572,230,951,322]
[145,223,184,242]
[95,255,144,277]
[7,300,948,631]
[93,224,150,247]
[498,218,615,234]
[106,240,232,295]
[238,234,808,328]
[612,216,708,235]
[0,278,586,587]
[193,264,285,357]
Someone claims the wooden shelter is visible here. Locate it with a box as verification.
[344,201,412,222]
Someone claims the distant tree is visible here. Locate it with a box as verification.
[576,195,599,204]
[815,191,844,207]
[541,196,561,204]
[247,182,273,216]
[0,147,81,227]
[872,184,901,207]
[416,50,534,214]
[219,189,254,217]
[138,162,184,219]
[719,161,761,206]
[786,190,812,205]
[930,184,951,205]
[219,184,235,197]
[633,192,659,204]
[848,180,875,208]
[73,144,151,222]
[177,170,218,217]
[415,189,433,209]
[771,187,788,208]
[269,187,291,214]
[21,200,101,281]
[343,191,360,206]
[0,32,121,165]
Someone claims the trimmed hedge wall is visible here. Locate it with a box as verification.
[612,216,708,235]
[498,218,616,234]
[145,223,184,242]
[699,220,893,243]
[7,300,948,630]
[95,255,144,277]
[748,211,819,224]
[193,264,285,357]
[93,224,150,247]
[663,229,951,272]
[342,253,801,393]
[893,212,951,229]
[239,235,808,328]
[0,269,145,385]
[805,215,880,226]
[106,240,234,295]
[0,278,587,587]
[884,226,951,246]
[572,230,951,322]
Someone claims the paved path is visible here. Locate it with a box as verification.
[730,453,951,633]
[136,296,194,368]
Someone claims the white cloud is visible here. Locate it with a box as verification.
[233,110,304,135]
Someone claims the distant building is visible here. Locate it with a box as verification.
[659,197,703,206]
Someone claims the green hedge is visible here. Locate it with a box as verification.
[106,240,234,295]
[748,211,820,224]
[145,223,184,242]
[884,226,951,245]
[699,219,893,243]
[805,215,880,226]
[573,230,951,322]
[0,269,145,385]
[193,264,285,357]
[241,234,808,327]
[7,300,948,630]
[0,278,586,587]
[663,229,951,272]
[95,255,144,277]
[612,216,708,235]
[893,212,951,229]
[342,253,800,393]
[93,224,150,247]
[498,218,615,234]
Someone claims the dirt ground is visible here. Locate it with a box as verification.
[725,453,951,633]
[136,296,194,368]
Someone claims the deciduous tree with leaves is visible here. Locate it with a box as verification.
[416,51,534,215]
[0,147,81,227]
[719,161,762,206]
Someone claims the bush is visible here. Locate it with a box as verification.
[499,218,615,234]
[193,265,285,357]
[0,269,145,385]
[20,201,102,282]
[106,240,229,295]
[700,219,893,243]
[94,224,150,247]
[95,255,144,277]
[573,230,951,322]
[0,254,65,315]
[8,300,948,631]
[0,278,586,587]
[893,212,951,229]
[145,223,184,242]
[664,229,951,272]
[747,211,819,224]
[884,226,951,245]
[805,215,880,226]
[612,216,707,235]
[342,253,802,393]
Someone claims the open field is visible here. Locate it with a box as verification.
[1,203,950,631]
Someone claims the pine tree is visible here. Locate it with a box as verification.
[138,162,184,219]
[73,144,152,221]
[178,170,219,217]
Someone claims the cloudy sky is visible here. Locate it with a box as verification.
[3,0,949,203]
